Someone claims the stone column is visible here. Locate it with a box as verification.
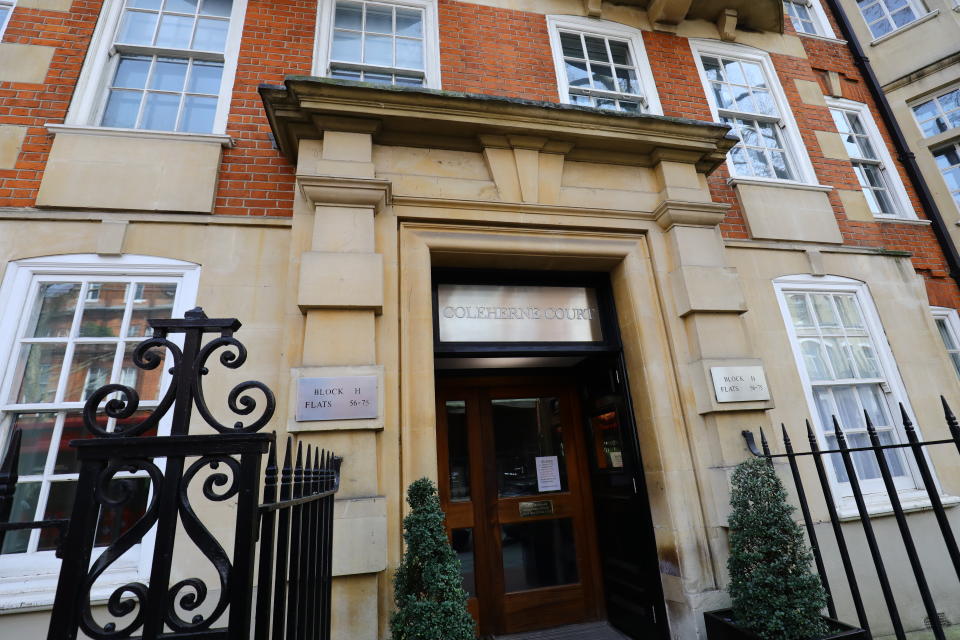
[292,129,389,640]
[651,158,774,637]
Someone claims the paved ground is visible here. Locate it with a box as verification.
[875,629,960,640]
[495,622,631,640]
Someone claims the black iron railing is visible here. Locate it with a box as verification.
[255,438,340,640]
[0,308,341,640]
[744,398,960,640]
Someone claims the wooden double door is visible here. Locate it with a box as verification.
[436,377,604,636]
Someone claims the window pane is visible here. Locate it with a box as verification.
[0,482,41,554]
[501,519,578,592]
[937,318,957,349]
[833,385,862,430]
[363,33,392,65]
[801,339,831,380]
[12,413,57,476]
[150,58,189,92]
[812,294,839,329]
[114,56,151,89]
[451,528,475,597]
[824,337,856,379]
[608,40,630,65]
[26,283,80,338]
[787,293,814,328]
[395,37,422,69]
[65,343,117,402]
[14,343,66,404]
[890,6,915,27]
[117,10,159,45]
[155,13,193,48]
[493,397,567,497]
[565,60,589,88]
[102,90,143,128]
[615,67,638,94]
[591,64,615,92]
[128,0,162,8]
[701,56,721,81]
[187,60,222,93]
[78,282,128,337]
[560,31,583,58]
[857,385,888,427]
[334,1,363,30]
[394,74,422,86]
[835,295,864,329]
[119,343,164,400]
[166,0,199,13]
[54,411,94,474]
[141,92,181,130]
[741,60,766,88]
[199,0,231,17]
[366,3,393,33]
[127,283,177,337]
[331,29,361,61]
[584,36,608,62]
[192,16,228,51]
[179,95,217,132]
[445,401,470,501]
[849,337,881,378]
[395,7,421,36]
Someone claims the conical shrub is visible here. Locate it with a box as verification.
[390,478,476,640]
[727,457,828,639]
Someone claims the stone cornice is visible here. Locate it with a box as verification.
[260,78,738,175]
[297,174,392,211]
[653,199,731,230]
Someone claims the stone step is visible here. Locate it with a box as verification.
[494,621,632,640]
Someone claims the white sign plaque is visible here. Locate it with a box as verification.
[535,456,562,492]
[710,366,770,403]
[296,376,378,421]
[437,284,603,343]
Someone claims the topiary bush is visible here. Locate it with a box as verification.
[390,477,476,640]
[727,457,829,640]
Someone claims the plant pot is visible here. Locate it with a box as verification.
[704,609,868,640]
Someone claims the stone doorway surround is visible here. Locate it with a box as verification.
[261,78,766,638]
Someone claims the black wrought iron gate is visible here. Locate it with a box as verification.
[0,308,340,640]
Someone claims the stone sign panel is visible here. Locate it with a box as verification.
[296,375,378,421]
[710,366,770,403]
[437,284,603,342]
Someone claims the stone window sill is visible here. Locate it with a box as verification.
[837,490,960,521]
[874,215,929,225]
[727,176,833,192]
[869,10,940,47]
[797,32,847,46]
[923,127,960,150]
[46,123,235,148]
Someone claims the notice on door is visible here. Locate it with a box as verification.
[535,456,562,493]
[296,376,378,421]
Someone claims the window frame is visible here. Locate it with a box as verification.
[63,0,247,136]
[825,97,915,219]
[911,84,960,139]
[855,0,928,40]
[930,142,960,212]
[690,39,817,186]
[774,275,928,511]
[0,254,199,610]
[545,15,662,116]
[783,0,838,38]
[931,306,960,380]
[0,0,15,42]
[313,0,441,89]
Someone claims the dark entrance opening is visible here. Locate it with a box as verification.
[432,269,669,640]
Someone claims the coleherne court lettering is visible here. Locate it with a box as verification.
[441,306,597,320]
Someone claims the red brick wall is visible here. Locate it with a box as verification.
[0,0,101,207]
[212,0,315,217]
[438,0,557,101]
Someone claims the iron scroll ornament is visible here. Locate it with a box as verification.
[81,307,276,437]
[67,308,276,639]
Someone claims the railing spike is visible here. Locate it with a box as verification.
[781,423,793,450]
[295,441,303,470]
[283,436,293,471]
[759,426,771,457]
[863,409,878,438]
[805,419,817,443]
[899,402,916,433]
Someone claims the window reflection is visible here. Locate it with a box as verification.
[492,397,567,497]
[445,401,470,501]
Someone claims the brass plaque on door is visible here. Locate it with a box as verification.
[519,500,555,517]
